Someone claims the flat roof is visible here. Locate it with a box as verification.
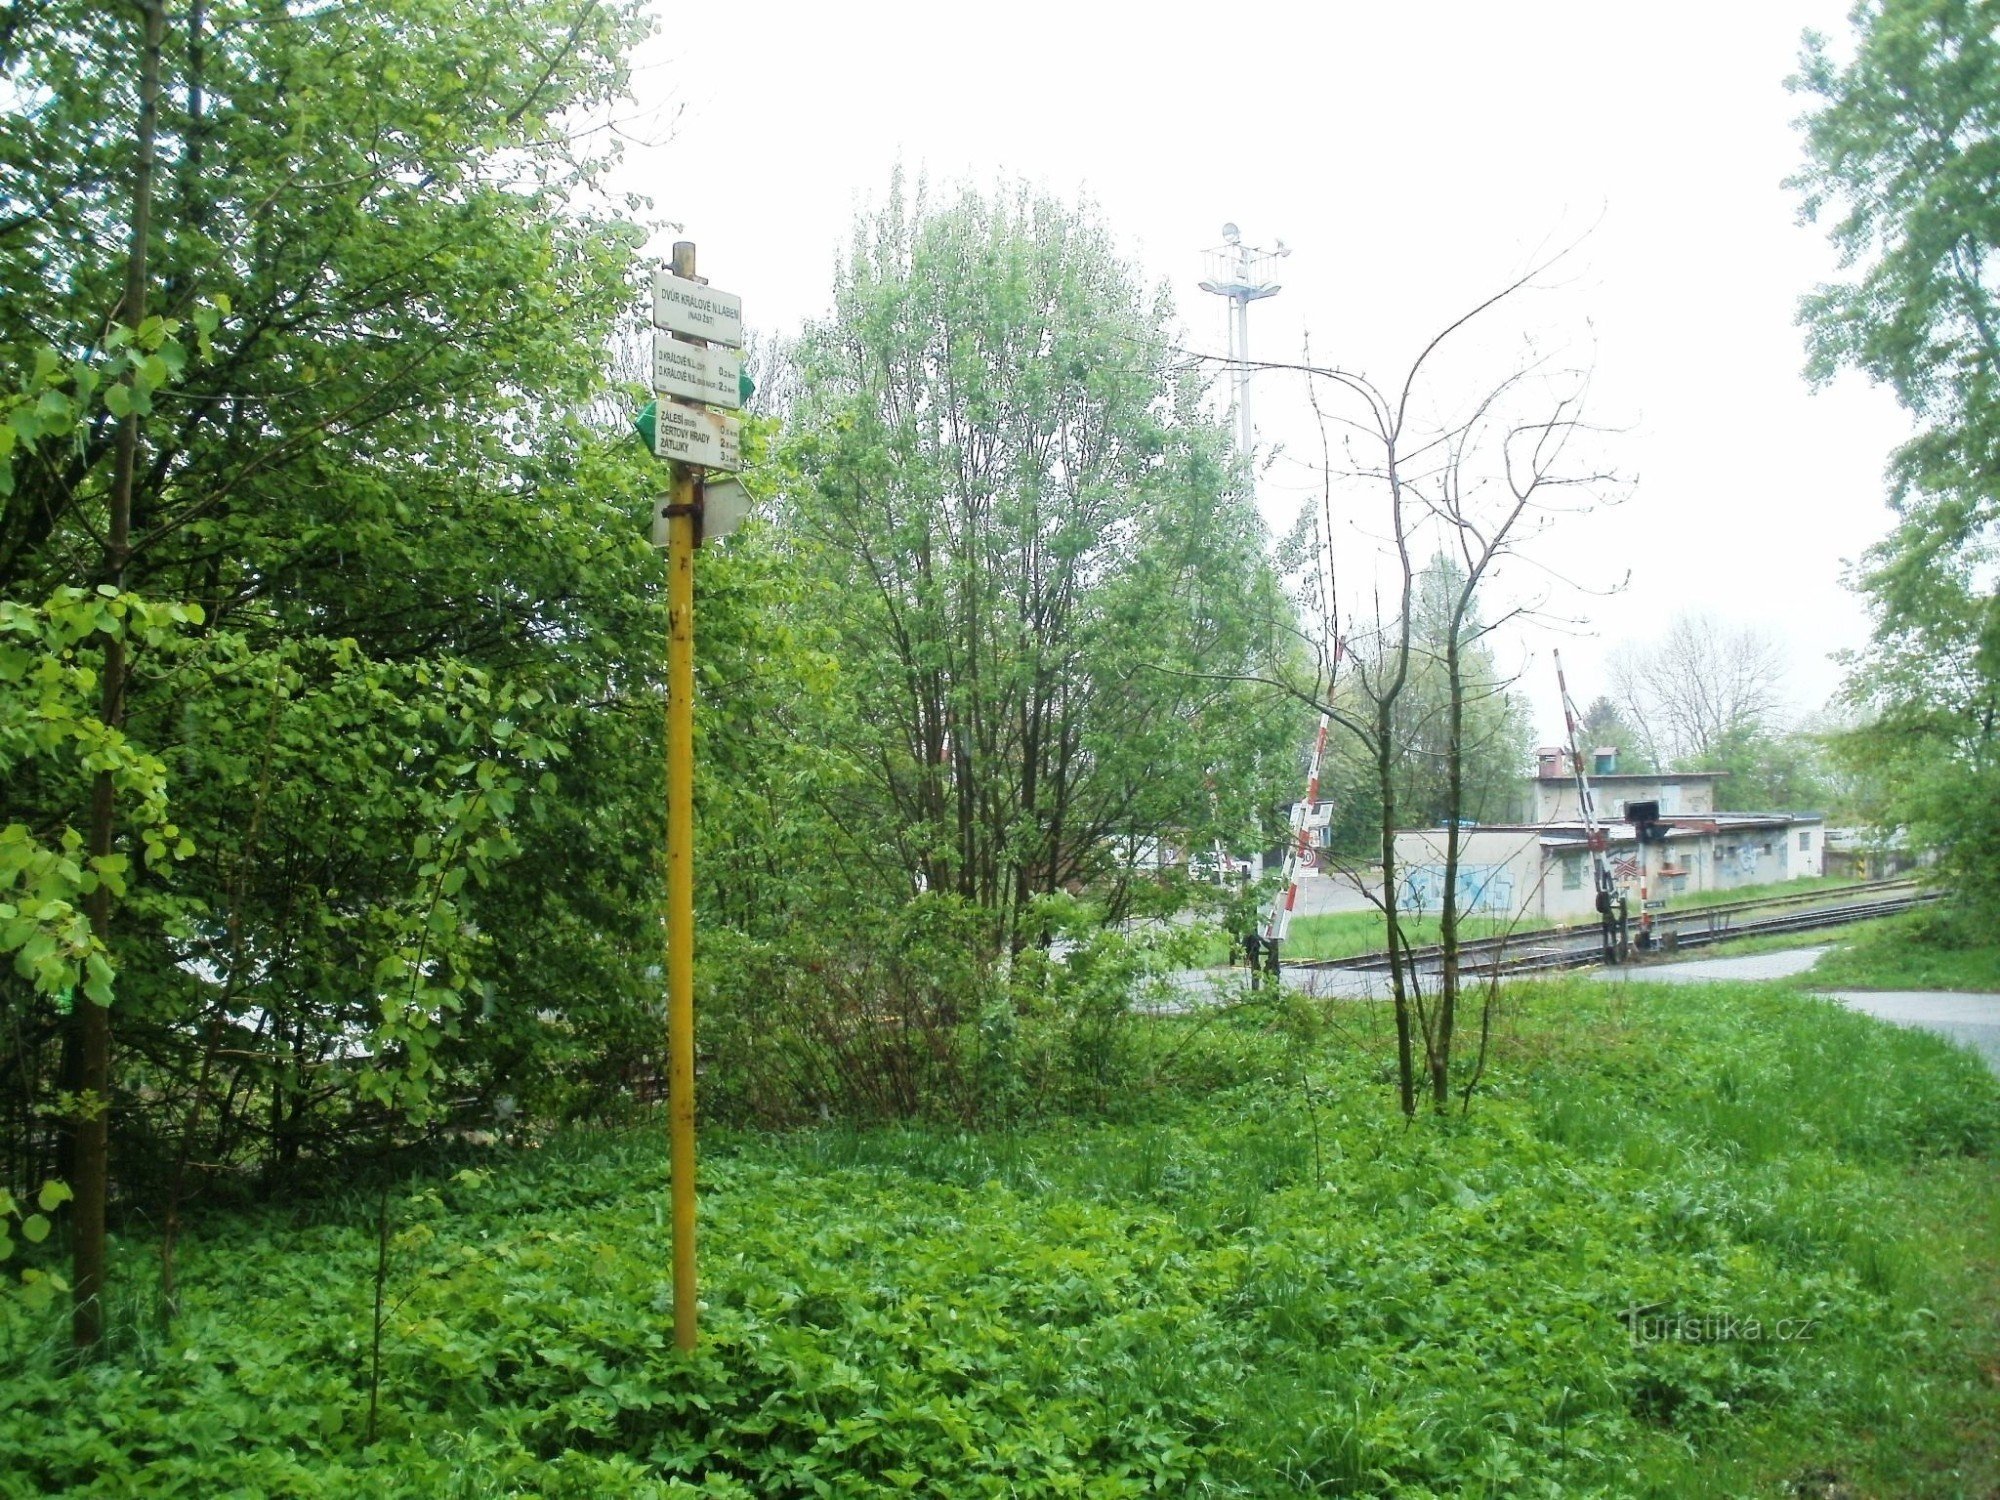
[1396,811,1818,840]
[1532,770,1727,782]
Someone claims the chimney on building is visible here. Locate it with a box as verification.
[1592,746,1619,776]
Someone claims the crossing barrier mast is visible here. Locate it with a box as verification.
[1554,650,1628,964]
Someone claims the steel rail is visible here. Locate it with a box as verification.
[1290,879,1931,977]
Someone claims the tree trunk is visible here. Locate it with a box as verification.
[1378,704,1416,1118]
[74,0,165,1352]
[1434,619,1465,1111]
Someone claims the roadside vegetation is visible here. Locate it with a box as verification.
[1282,908,1512,961]
[3,978,1995,1498]
[1271,876,1865,967]
[1797,907,2000,993]
[1659,907,2000,995]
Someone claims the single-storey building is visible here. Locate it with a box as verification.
[1393,813,1827,923]
[1391,751,1828,923]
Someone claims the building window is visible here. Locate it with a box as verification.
[1799,832,1811,852]
[1761,841,1773,855]
[1562,856,1583,890]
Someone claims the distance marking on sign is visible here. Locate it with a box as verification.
[652,332,743,409]
[651,398,741,471]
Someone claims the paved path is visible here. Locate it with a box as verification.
[1597,947,2000,1075]
[1151,962,1389,1012]
[1597,948,1834,984]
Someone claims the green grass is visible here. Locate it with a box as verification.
[1274,879,1867,966]
[1797,906,2000,991]
[1670,916,1904,965]
[1281,908,1512,960]
[1656,875,1868,912]
[3,982,1997,1497]
[1670,905,2000,994]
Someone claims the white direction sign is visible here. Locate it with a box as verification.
[652,399,741,471]
[651,272,744,348]
[652,332,742,409]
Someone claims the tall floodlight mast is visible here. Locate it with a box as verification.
[1197,226,1313,971]
[1198,223,1288,459]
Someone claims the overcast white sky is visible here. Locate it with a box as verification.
[616,0,1913,744]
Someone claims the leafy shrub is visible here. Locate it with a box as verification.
[698,894,1003,1126]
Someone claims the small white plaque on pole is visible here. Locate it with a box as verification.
[651,399,741,471]
[651,272,744,348]
[702,478,753,541]
[652,478,755,548]
[652,332,743,409]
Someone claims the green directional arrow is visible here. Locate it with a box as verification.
[634,399,658,453]
[738,369,756,407]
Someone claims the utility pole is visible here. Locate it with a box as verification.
[1197,223,1288,461]
[645,241,749,1352]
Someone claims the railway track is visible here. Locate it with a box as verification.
[1287,878,1938,981]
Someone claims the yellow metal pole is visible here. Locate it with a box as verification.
[667,466,698,1351]
[665,242,700,1353]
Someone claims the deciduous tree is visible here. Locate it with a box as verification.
[781,181,1299,954]
[1608,613,1787,768]
[1791,0,2000,907]
[0,0,662,1342]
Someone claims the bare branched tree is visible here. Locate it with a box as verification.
[1409,361,1622,1111]
[1241,253,1623,1115]
[1609,613,1787,767]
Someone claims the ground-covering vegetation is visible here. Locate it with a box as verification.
[1793,908,2000,993]
[3,977,1996,1498]
[1654,905,2000,994]
[1281,908,1512,961]
[1273,877,1860,965]
[1661,875,1865,912]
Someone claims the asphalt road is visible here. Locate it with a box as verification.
[1289,869,1381,917]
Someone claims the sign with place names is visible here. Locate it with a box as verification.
[651,399,740,471]
[652,332,743,409]
[652,272,744,348]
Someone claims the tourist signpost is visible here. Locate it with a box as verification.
[649,242,746,1352]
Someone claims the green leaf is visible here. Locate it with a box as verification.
[36,1179,72,1212]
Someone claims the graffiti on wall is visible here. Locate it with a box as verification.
[1400,863,1516,915]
